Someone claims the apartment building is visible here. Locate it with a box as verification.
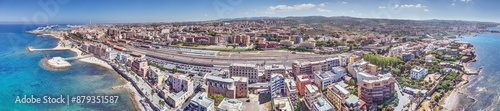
[165,74,194,108]
[292,57,340,78]
[295,74,312,96]
[131,59,149,78]
[410,66,428,79]
[206,76,248,98]
[229,63,259,83]
[325,84,366,111]
[313,70,344,90]
[284,79,298,105]
[186,92,215,111]
[269,73,285,98]
[357,73,396,105]
[264,64,286,81]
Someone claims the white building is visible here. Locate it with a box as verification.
[186,92,215,111]
[269,73,285,98]
[165,74,194,108]
[314,70,345,90]
[217,98,243,111]
[284,79,298,105]
[229,63,259,83]
[410,66,428,79]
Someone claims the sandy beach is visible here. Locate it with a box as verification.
[40,32,144,110]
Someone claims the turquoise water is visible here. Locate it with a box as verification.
[0,25,135,111]
[455,32,500,110]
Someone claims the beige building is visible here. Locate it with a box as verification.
[292,58,340,78]
[357,73,396,105]
[299,41,316,49]
[206,76,248,98]
[280,40,294,47]
[165,74,194,108]
[229,63,259,83]
[264,64,286,81]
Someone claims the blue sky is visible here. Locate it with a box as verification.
[0,0,499,24]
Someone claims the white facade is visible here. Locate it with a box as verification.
[314,71,344,90]
[411,66,428,79]
[269,73,285,98]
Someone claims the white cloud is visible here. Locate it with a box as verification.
[341,1,348,4]
[395,4,425,8]
[424,9,429,12]
[451,3,456,6]
[378,6,386,9]
[317,8,332,12]
[461,0,473,3]
[267,3,316,12]
[319,2,328,7]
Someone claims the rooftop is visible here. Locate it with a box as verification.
[190,92,214,108]
[272,97,293,111]
[313,97,334,111]
[206,75,234,83]
[231,76,248,83]
[218,98,243,111]
[305,84,319,94]
[334,84,350,95]
[230,63,257,68]
[345,95,360,105]
[265,64,285,70]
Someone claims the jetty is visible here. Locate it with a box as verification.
[26,46,71,52]
[464,67,482,75]
[41,54,94,70]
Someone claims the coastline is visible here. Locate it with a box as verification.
[441,37,480,110]
[37,32,144,111]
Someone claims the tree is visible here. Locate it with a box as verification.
[209,94,225,106]
[348,79,356,86]
[172,68,178,73]
[387,105,393,111]
[416,91,422,99]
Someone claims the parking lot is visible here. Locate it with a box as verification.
[237,93,272,111]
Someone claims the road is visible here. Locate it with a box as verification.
[394,82,415,111]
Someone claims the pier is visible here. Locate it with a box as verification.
[26,46,71,52]
[464,67,482,75]
[40,54,94,69]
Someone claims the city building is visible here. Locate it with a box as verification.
[217,98,243,111]
[299,41,316,49]
[357,72,396,105]
[269,73,285,98]
[165,74,194,108]
[410,66,428,79]
[401,52,415,62]
[402,87,428,97]
[131,59,149,78]
[304,84,322,110]
[272,97,294,111]
[206,76,248,98]
[280,40,294,47]
[313,70,344,90]
[292,57,340,78]
[325,84,367,111]
[264,64,286,81]
[186,92,215,111]
[284,79,298,105]
[293,35,303,44]
[313,97,334,111]
[149,67,166,86]
[325,84,349,111]
[295,74,312,96]
[229,63,259,83]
